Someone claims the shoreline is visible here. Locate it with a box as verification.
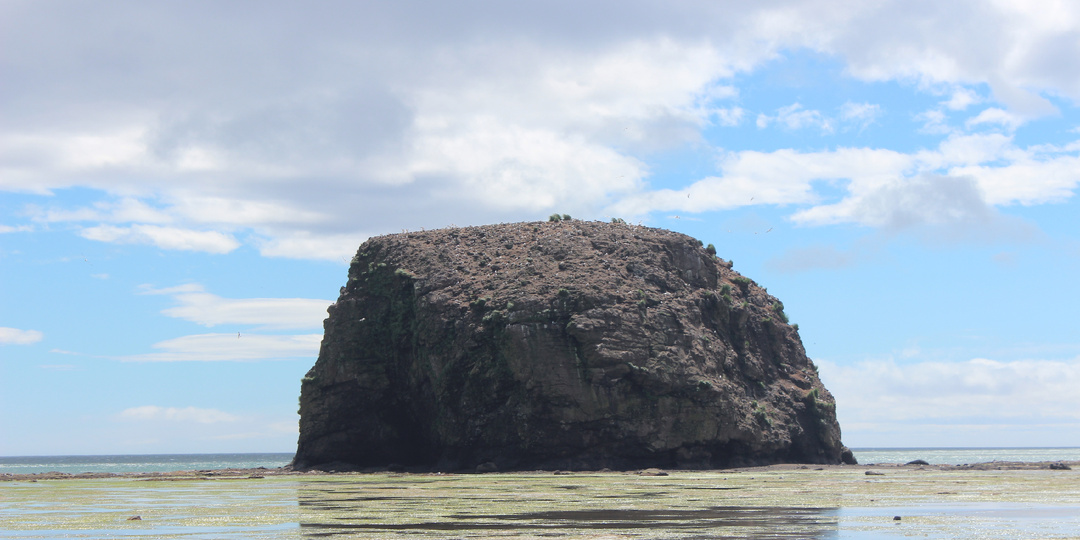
[3,459,1075,483]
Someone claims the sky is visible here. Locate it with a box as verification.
[2,0,1080,456]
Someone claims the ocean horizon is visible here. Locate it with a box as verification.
[3,447,1079,475]
[0,452,295,475]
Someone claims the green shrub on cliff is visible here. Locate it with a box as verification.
[482,310,504,324]
[771,302,789,323]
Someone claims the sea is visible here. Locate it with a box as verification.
[1,448,1078,475]
[0,452,294,475]
[852,447,1080,466]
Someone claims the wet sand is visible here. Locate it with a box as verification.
[2,462,1079,539]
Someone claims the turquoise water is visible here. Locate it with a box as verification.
[1,448,1076,475]
[0,453,294,474]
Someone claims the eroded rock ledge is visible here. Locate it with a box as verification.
[293,220,854,472]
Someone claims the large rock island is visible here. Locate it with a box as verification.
[293,220,855,471]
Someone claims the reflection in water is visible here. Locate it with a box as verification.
[302,506,837,537]
[297,478,839,539]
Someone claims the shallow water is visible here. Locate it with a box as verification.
[852,447,1080,465]
[3,468,1079,539]
[0,453,294,475]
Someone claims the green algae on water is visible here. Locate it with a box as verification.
[3,467,1080,539]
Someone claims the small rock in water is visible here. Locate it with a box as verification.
[865,470,885,476]
[127,516,142,521]
[906,459,930,466]
[893,516,901,521]
[1049,462,1071,470]
[638,468,669,476]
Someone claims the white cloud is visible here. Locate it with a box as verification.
[0,327,44,345]
[609,146,908,217]
[4,1,1080,258]
[120,333,321,362]
[383,37,736,215]
[408,119,646,212]
[138,283,203,295]
[818,357,1080,427]
[130,283,327,361]
[141,283,331,330]
[915,109,953,135]
[965,107,1027,131]
[1,129,148,174]
[950,152,1080,207]
[942,87,982,110]
[168,195,326,226]
[532,38,739,128]
[839,101,882,130]
[2,32,739,253]
[118,406,239,424]
[813,1,1079,114]
[712,107,745,127]
[616,131,1079,231]
[48,348,83,356]
[795,174,997,230]
[256,230,370,262]
[757,103,833,132]
[37,198,173,225]
[0,224,33,233]
[80,224,240,254]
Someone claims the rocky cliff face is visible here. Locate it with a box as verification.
[294,220,854,471]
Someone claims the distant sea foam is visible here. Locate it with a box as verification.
[0,453,294,474]
[852,447,1080,465]
[3,449,1079,474]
